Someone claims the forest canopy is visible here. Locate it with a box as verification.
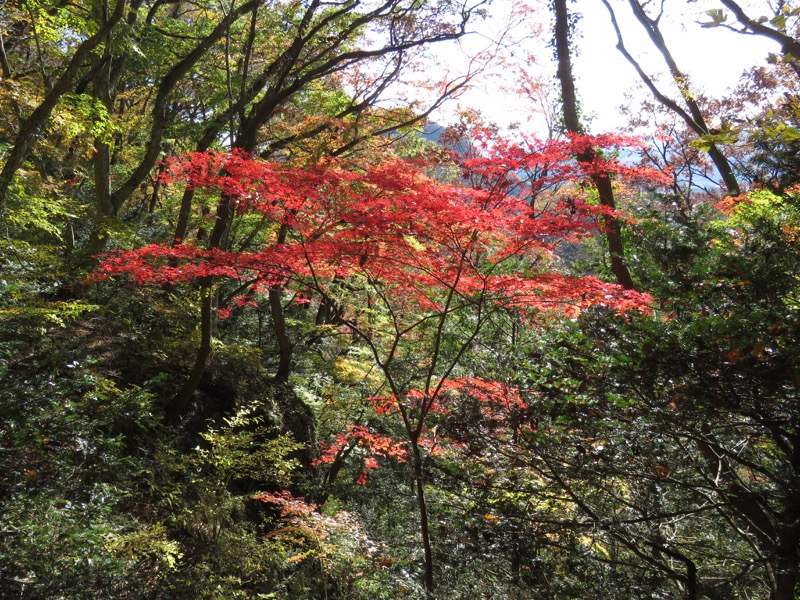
[1,0,799,598]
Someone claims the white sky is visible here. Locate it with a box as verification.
[426,0,781,135]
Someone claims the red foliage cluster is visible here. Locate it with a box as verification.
[323,376,533,482]
[461,130,671,196]
[369,376,524,418]
[257,490,367,550]
[315,424,409,484]
[93,142,654,318]
[258,490,318,519]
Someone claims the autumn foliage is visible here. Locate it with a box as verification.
[93,136,656,318]
[92,137,657,524]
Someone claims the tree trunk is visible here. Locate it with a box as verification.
[166,188,235,420]
[693,428,800,599]
[167,283,215,422]
[773,505,800,600]
[625,0,740,196]
[718,0,800,79]
[411,440,435,597]
[108,0,260,211]
[553,0,635,290]
[707,142,741,197]
[89,22,115,254]
[269,285,294,382]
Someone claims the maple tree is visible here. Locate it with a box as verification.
[423,184,800,598]
[93,131,658,592]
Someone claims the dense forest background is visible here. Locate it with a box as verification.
[1,0,799,598]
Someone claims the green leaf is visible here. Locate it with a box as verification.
[701,9,727,27]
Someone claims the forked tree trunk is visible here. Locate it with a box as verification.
[269,285,294,382]
[598,0,740,196]
[166,191,234,420]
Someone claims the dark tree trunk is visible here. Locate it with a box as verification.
[166,190,234,420]
[773,504,800,600]
[718,0,800,79]
[553,0,635,290]
[167,283,215,422]
[625,0,740,196]
[108,0,261,211]
[694,428,800,600]
[89,22,115,254]
[269,286,294,382]
[411,440,435,597]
